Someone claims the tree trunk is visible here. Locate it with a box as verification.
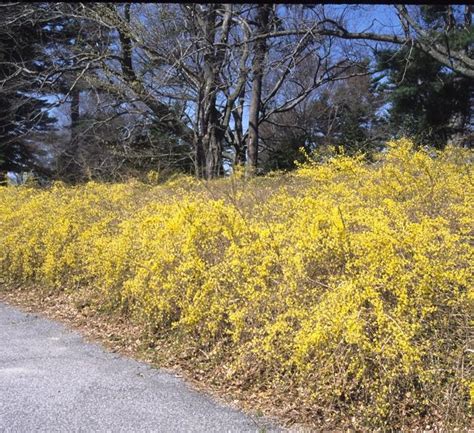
[193,4,227,179]
[200,75,222,180]
[61,86,82,180]
[70,87,80,138]
[465,83,474,148]
[194,135,206,178]
[464,9,473,148]
[246,4,271,177]
[205,124,223,178]
[233,87,246,167]
[464,5,472,28]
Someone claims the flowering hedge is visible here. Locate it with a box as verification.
[1,139,472,429]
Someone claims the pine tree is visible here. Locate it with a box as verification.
[0,4,56,178]
[375,6,473,148]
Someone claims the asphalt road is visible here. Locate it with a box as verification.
[0,302,279,433]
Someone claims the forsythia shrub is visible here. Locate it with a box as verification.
[0,139,472,429]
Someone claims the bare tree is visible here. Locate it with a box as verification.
[246,4,272,176]
[5,3,469,180]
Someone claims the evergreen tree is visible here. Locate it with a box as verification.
[0,4,56,178]
[375,6,473,148]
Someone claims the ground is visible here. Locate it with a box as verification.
[0,301,280,433]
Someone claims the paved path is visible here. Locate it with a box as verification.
[0,303,279,432]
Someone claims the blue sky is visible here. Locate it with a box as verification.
[341,5,402,34]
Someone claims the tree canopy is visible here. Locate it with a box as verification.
[0,3,472,182]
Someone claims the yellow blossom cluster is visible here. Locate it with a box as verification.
[0,139,472,429]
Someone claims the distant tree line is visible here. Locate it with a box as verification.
[0,3,472,183]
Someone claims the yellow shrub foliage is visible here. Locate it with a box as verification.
[1,139,472,429]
